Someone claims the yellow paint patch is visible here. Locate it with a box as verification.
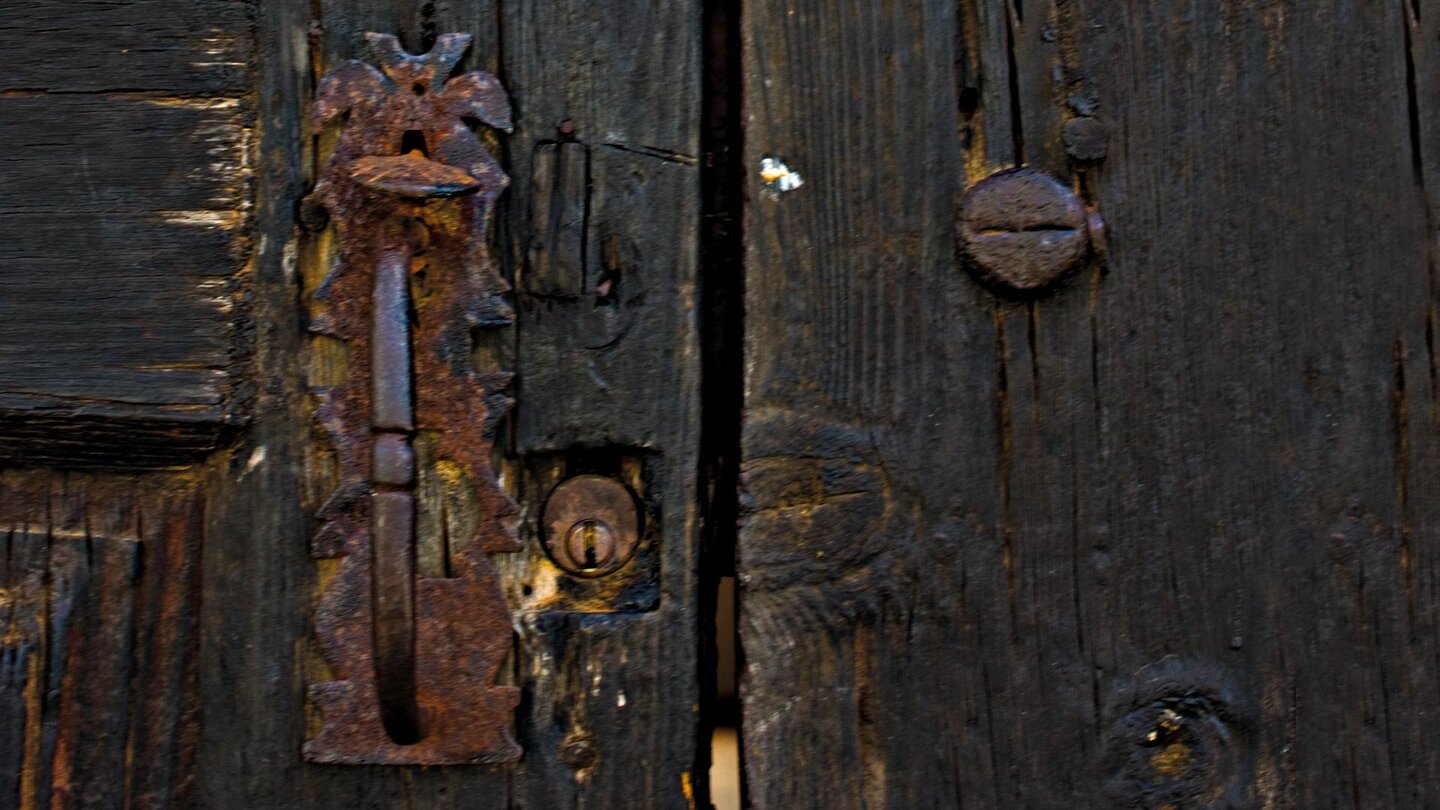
[680,770,695,809]
[1150,742,1193,779]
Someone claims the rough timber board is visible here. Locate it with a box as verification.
[0,7,253,466]
[740,1,1440,806]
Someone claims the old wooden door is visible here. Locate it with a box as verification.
[739,1,1440,808]
[8,1,1440,809]
[0,2,709,808]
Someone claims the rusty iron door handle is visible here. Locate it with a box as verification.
[303,32,522,765]
[368,237,419,743]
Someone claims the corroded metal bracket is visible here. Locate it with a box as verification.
[304,32,521,765]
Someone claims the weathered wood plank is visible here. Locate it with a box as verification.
[501,2,698,159]
[0,215,236,384]
[0,18,253,466]
[0,216,243,464]
[0,96,249,215]
[194,0,312,804]
[1400,0,1440,796]
[741,0,1440,807]
[501,4,702,805]
[1062,4,1434,806]
[740,3,964,806]
[0,0,252,94]
[515,144,700,450]
[0,471,203,809]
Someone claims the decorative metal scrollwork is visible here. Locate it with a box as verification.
[304,32,521,766]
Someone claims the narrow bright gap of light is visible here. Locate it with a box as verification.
[710,575,741,809]
[710,728,740,810]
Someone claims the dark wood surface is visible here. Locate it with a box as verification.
[0,0,252,94]
[0,1,253,467]
[1,0,705,807]
[12,0,1439,807]
[741,1,1440,807]
[0,472,203,808]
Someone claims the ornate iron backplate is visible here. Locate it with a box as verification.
[304,32,521,765]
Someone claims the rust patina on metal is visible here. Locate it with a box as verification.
[956,167,1106,295]
[541,474,643,578]
[305,32,521,765]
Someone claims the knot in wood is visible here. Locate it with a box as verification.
[1101,662,1254,807]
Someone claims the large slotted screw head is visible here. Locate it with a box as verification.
[957,168,1101,295]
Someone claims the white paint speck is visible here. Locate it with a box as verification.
[243,446,267,477]
[759,156,804,198]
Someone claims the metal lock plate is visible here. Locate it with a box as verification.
[541,474,643,577]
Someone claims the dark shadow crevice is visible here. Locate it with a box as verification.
[698,0,745,805]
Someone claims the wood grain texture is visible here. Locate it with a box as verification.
[0,471,203,810]
[741,1,1440,807]
[0,0,252,94]
[501,9,703,802]
[0,12,254,467]
[193,0,312,805]
[515,143,700,450]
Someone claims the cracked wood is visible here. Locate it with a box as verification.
[741,0,1440,807]
[0,4,253,468]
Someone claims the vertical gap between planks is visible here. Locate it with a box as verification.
[1002,0,1026,165]
[700,0,745,805]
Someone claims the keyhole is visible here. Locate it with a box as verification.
[411,82,427,96]
[583,525,600,568]
[542,475,643,579]
[564,519,617,571]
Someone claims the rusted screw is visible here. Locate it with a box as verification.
[541,475,642,577]
[956,167,1103,295]
[1063,116,1110,163]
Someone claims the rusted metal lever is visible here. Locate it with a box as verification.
[364,165,481,744]
[304,32,522,766]
[367,236,419,743]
